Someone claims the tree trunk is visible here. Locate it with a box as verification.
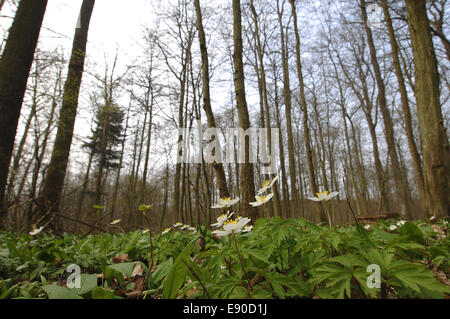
[405,0,450,217]
[360,0,412,219]
[289,0,326,222]
[194,0,230,199]
[249,0,282,218]
[232,0,257,220]
[0,0,48,224]
[278,0,298,216]
[35,0,95,229]
[382,0,426,213]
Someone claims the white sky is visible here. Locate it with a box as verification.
[38,0,156,73]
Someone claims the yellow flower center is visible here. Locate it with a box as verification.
[258,195,266,202]
[224,219,238,226]
[316,191,329,197]
[262,180,270,187]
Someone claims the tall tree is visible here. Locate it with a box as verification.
[0,0,48,225]
[360,0,412,218]
[232,0,257,220]
[289,0,326,223]
[381,0,426,212]
[278,0,298,216]
[249,0,282,218]
[405,0,450,217]
[194,0,230,199]
[35,0,95,229]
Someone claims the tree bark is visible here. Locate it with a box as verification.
[194,0,230,199]
[381,0,426,213]
[232,0,257,220]
[405,0,450,217]
[360,0,412,218]
[35,0,95,228]
[0,0,48,224]
[289,0,326,222]
[249,0,282,218]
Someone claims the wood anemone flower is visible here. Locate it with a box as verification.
[307,190,339,201]
[211,217,251,237]
[249,193,274,207]
[173,222,183,228]
[29,226,44,236]
[223,217,251,234]
[211,197,240,209]
[256,175,279,195]
[242,225,253,233]
[161,227,171,234]
[110,218,121,225]
[211,211,234,228]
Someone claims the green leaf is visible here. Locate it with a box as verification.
[106,262,136,278]
[151,259,173,287]
[70,274,98,296]
[229,286,249,299]
[42,285,83,299]
[138,204,152,211]
[251,286,273,299]
[389,264,449,297]
[162,237,198,299]
[91,286,120,299]
[399,222,425,245]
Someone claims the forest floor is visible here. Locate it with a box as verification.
[0,216,449,299]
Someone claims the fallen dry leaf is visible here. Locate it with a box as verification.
[113,253,129,263]
[131,262,145,278]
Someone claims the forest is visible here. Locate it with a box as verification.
[0,0,449,300]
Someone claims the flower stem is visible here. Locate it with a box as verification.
[233,233,247,280]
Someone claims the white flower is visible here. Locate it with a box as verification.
[396,220,406,227]
[29,226,44,236]
[188,226,197,232]
[307,190,339,202]
[223,217,251,234]
[256,175,279,195]
[180,224,190,230]
[249,193,274,207]
[389,225,398,231]
[364,224,371,230]
[429,216,436,221]
[162,227,171,234]
[110,218,121,225]
[211,197,240,209]
[211,212,234,228]
[142,228,149,234]
[211,217,251,237]
[173,222,183,228]
[211,229,232,237]
[242,225,253,233]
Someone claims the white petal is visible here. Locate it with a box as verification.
[249,201,262,207]
[268,175,279,188]
[211,204,225,209]
[328,192,339,199]
[307,197,321,201]
[236,217,251,229]
[211,230,230,237]
[256,187,268,195]
[264,193,274,202]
